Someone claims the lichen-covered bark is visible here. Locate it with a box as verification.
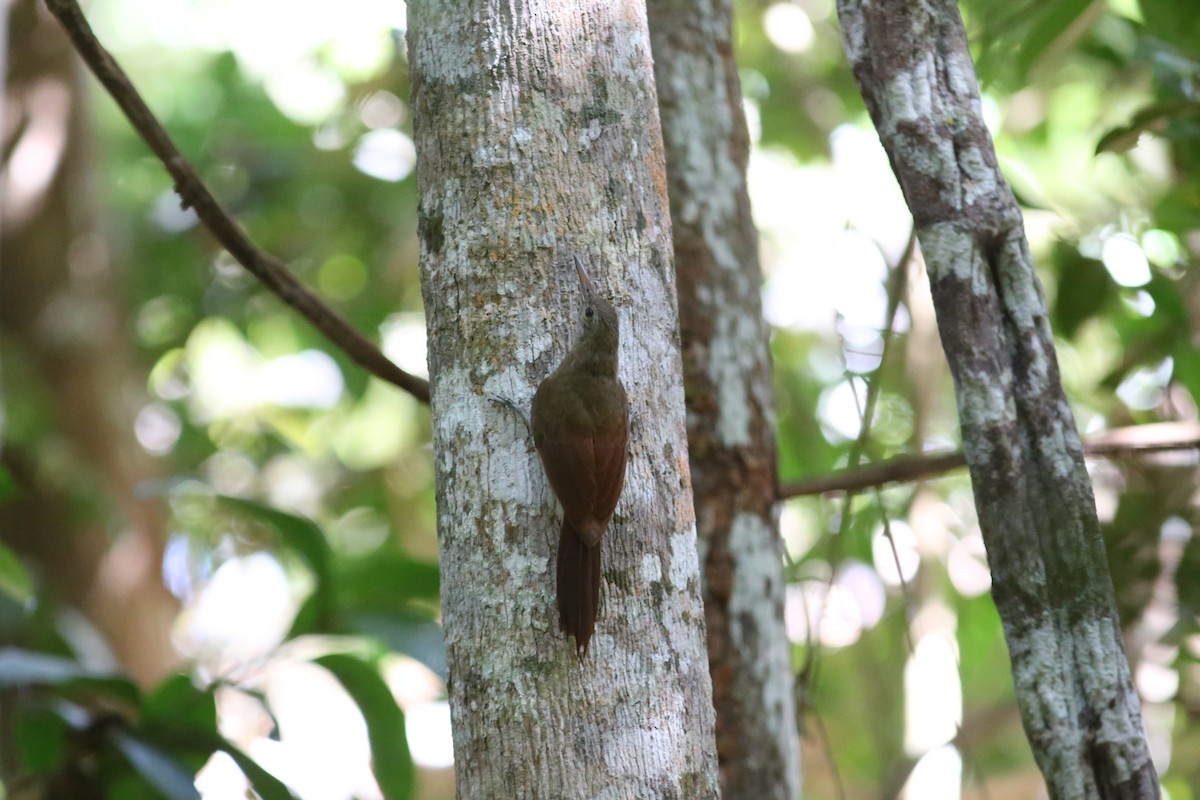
[836,1,1158,797]
[407,2,719,797]
[645,1,801,798]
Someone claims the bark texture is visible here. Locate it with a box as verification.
[407,2,719,797]
[836,1,1157,797]
[645,2,801,798]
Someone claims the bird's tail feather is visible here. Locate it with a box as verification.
[557,519,602,658]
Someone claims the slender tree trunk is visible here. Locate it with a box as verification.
[646,2,801,798]
[1,0,178,686]
[407,2,720,797]
[836,1,1158,797]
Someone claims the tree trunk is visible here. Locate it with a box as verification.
[646,2,801,798]
[407,1,720,797]
[835,1,1158,797]
[1,0,178,686]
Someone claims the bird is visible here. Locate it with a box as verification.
[530,256,629,658]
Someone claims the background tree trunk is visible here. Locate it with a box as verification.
[836,0,1158,796]
[1,0,178,686]
[407,1,720,797]
[646,2,802,798]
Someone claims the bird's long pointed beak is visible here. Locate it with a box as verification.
[572,255,593,294]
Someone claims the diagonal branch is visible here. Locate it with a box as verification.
[43,0,430,405]
[780,420,1200,498]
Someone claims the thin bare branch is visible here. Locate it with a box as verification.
[780,420,1200,498]
[43,0,430,404]
[798,227,916,767]
[781,450,966,498]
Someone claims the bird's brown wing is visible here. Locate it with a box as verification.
[534,431,598,527]
[589,404,629,524]
[532,377,629,546]
[537,428,626,547]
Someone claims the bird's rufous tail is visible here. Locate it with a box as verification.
[557,519,602,658]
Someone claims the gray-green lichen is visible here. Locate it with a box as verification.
[836,0,1156,795]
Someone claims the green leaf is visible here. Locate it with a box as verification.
[111,730,201,800]
[219,740,297,800]
[339,552,440,612]
[346,613,447,681]
[0,464,16,501]
[1015,0,1097,81]
[66,676,144,708]
[217,496,334,620]
[16,708,70,774]
[1096,101,1200,153]
[1177,535,1200,621]
[1050,244,1112,338]
[1171,346,1200,410]
[1141,0,1200,56]
[133,677,293,800]
[286,551,441,641]
[317,653,414,800]
[142,674,218,733]
[146,727,298,800]
[285,591,323,639]
[1102,490,1168,627]
[0,540,33,603]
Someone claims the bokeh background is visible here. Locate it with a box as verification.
[3,0,1200,797]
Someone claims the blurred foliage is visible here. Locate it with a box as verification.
[4,0,1200,797]
[3,0,438,796]
[0,498,432,799]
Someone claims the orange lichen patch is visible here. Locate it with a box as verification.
[647,150,671,217]
[676,452,693,491]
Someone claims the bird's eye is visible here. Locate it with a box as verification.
[585,306,594,318]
